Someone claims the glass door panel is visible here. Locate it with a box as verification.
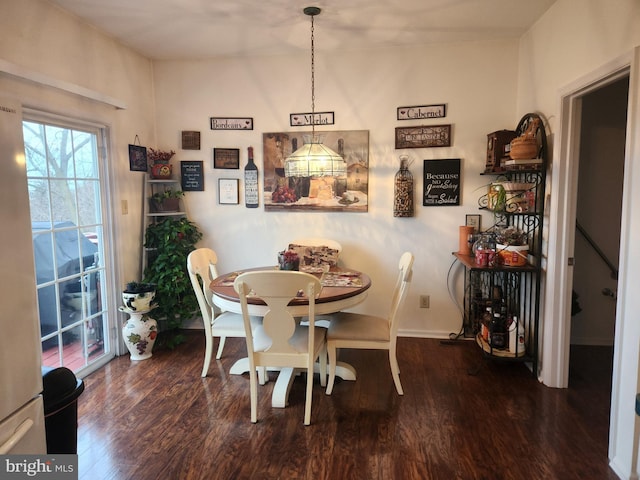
[23,118,113,374]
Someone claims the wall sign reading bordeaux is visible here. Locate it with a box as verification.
[210,117,253,130]
[423,158,460,206]
[395,124,451,149]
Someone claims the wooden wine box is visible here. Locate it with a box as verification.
[485,130,516,173]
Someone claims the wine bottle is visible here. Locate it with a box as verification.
[244,146,259,208]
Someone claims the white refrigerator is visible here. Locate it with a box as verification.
[0,97,47,454]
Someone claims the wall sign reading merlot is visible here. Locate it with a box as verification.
[423,158,460,206]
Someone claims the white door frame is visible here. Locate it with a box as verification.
[542,47,640,479]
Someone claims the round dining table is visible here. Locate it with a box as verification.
[209,266,371,408]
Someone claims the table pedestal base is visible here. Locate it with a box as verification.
[229,357,356,408]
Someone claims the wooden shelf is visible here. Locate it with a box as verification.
[475,333,526,358]
[452,252,538,272]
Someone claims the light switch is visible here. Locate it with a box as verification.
[122,199,128,215]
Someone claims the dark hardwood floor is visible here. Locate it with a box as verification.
[76,332,618,480]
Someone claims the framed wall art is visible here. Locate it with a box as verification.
[465,214,481,233]
[262,130,369,213]
[180,161,204,191]
[423,158,460,206]
[218,178,239,204]
[213,148,240,169]
[181,131,201,150]
[395,124,452,149]
[128,144,147,172]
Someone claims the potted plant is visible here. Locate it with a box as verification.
[143,217,202,347]
[277,249,300,270]
[147,148,176,179]
[122,281,157,312]
[495,226,529,266]
[150,188,184,213]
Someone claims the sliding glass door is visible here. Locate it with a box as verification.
[23,114,114,375]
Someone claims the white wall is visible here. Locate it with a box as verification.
[153,40,520,337]
[517,0,640,478]
[0,0,156,293]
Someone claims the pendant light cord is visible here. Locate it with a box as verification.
[310,13,316,137]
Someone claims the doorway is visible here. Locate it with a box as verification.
[567,76,628,445]
[22,112,116,376]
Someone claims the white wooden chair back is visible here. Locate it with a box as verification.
[187,248,220,334]
[235,271,321,358]
[388,252,414,337]
[234,270,325,424]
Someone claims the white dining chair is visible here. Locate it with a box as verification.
[325,251,414,396]
[187,248,261,378]
[234,270,327,425]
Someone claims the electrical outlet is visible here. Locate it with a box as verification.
[419,295,430,308]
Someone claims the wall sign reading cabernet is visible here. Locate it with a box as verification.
[397,104,446,120]
[395,124,451,149]
[423,158,460,206]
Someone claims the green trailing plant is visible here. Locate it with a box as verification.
[143,217,202,348]
[123,281,156,294]
[151,189,184,202]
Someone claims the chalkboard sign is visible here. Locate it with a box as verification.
[423,158,460,206]
[181,161,204,191]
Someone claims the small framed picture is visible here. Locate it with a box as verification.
[218,178,239,204]
[181,131,201,150]
[465,214,481,233]
[214,148,240,169]
[128,144,147,172]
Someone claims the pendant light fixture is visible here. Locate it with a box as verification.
[284,6,347,178]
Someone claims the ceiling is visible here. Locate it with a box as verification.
[48,0,556,61]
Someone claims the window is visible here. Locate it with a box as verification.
[23,115,114,375]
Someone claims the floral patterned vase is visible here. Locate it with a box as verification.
[120,308,158,360]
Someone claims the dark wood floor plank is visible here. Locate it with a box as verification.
[76,332,618,480]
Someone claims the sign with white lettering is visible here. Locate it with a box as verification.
[181,161,204,191]
[210,117,253,130]
[290,111,335,126]
[423,158,460,206]
[397,104,446,120]
[395,124,452,149]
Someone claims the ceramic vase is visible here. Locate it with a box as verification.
[121,309,158,360]
[151,163,172,179]
[122,290,156,312]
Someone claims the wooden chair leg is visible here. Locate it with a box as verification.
[215,335,226,360]
[319,345,327,387]
[304,365,313,425]
[326,343,337,395]
[258,366,267,385]
[389,348,404,395]
[201,334,213,377]
[248,362,258,423]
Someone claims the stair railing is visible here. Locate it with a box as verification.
[576,220,618,280]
